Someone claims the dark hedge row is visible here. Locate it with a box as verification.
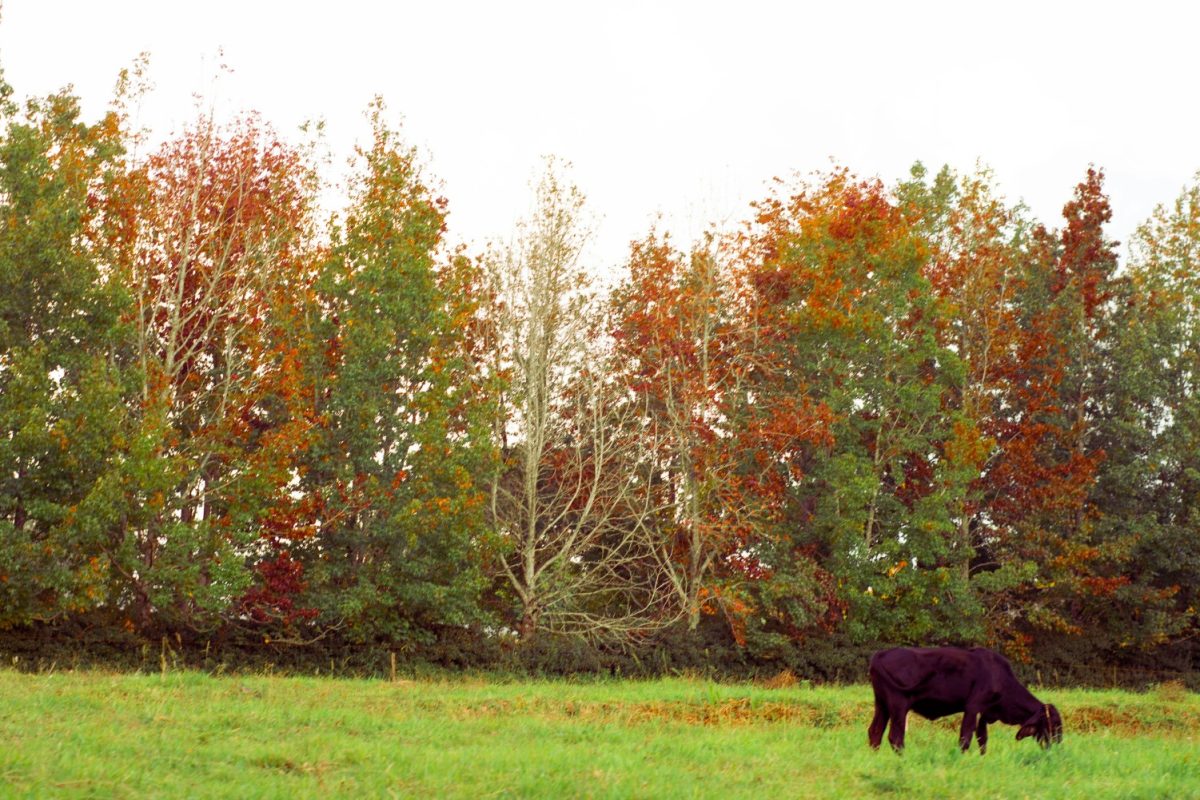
[3,619,1196,692]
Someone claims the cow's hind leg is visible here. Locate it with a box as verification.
[868,687,888,750]
[958,709,979,752]
[886,700,908,753]
[976,721,988,755]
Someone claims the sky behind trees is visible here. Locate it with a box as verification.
[1,0,1197,270]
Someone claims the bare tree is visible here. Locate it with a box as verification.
[485,160,677,641]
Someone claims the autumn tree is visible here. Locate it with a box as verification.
[94,111,319,633]
[957,169,1138,658]
[745,170,981,645]
[611,233,733,632]
[610,228,832,639]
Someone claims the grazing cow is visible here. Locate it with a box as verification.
[868,646,1062,753]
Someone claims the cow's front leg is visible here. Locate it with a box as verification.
[976,721,988,755]
[958,709,979,752]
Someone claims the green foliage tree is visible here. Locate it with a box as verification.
[297,104,495,642]
[0,78,130,627]
[1099,174,1200,650]
[901,165,1050,652]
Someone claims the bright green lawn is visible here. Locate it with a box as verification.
[1,670,1197,798]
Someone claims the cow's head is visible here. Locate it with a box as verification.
[1016,703,1063,747]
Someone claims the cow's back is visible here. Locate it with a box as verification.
[869,647,977,697]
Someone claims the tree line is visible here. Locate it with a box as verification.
[2,67,1197,676]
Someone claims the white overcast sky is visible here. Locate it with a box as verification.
[1,0,1197,271]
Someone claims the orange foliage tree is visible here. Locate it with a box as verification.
[102,112,319,633]
[611,226,832,636]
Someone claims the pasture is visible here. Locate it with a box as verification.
[1,670,1197,798]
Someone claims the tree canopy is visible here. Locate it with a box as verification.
[1,64,1197,679]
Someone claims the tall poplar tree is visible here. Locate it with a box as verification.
[298,105,495,641]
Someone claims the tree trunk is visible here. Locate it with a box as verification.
[519,602,539,641]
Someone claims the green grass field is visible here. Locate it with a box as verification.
[1,670,1197,799]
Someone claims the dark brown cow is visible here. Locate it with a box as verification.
[868,646,1063,753]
